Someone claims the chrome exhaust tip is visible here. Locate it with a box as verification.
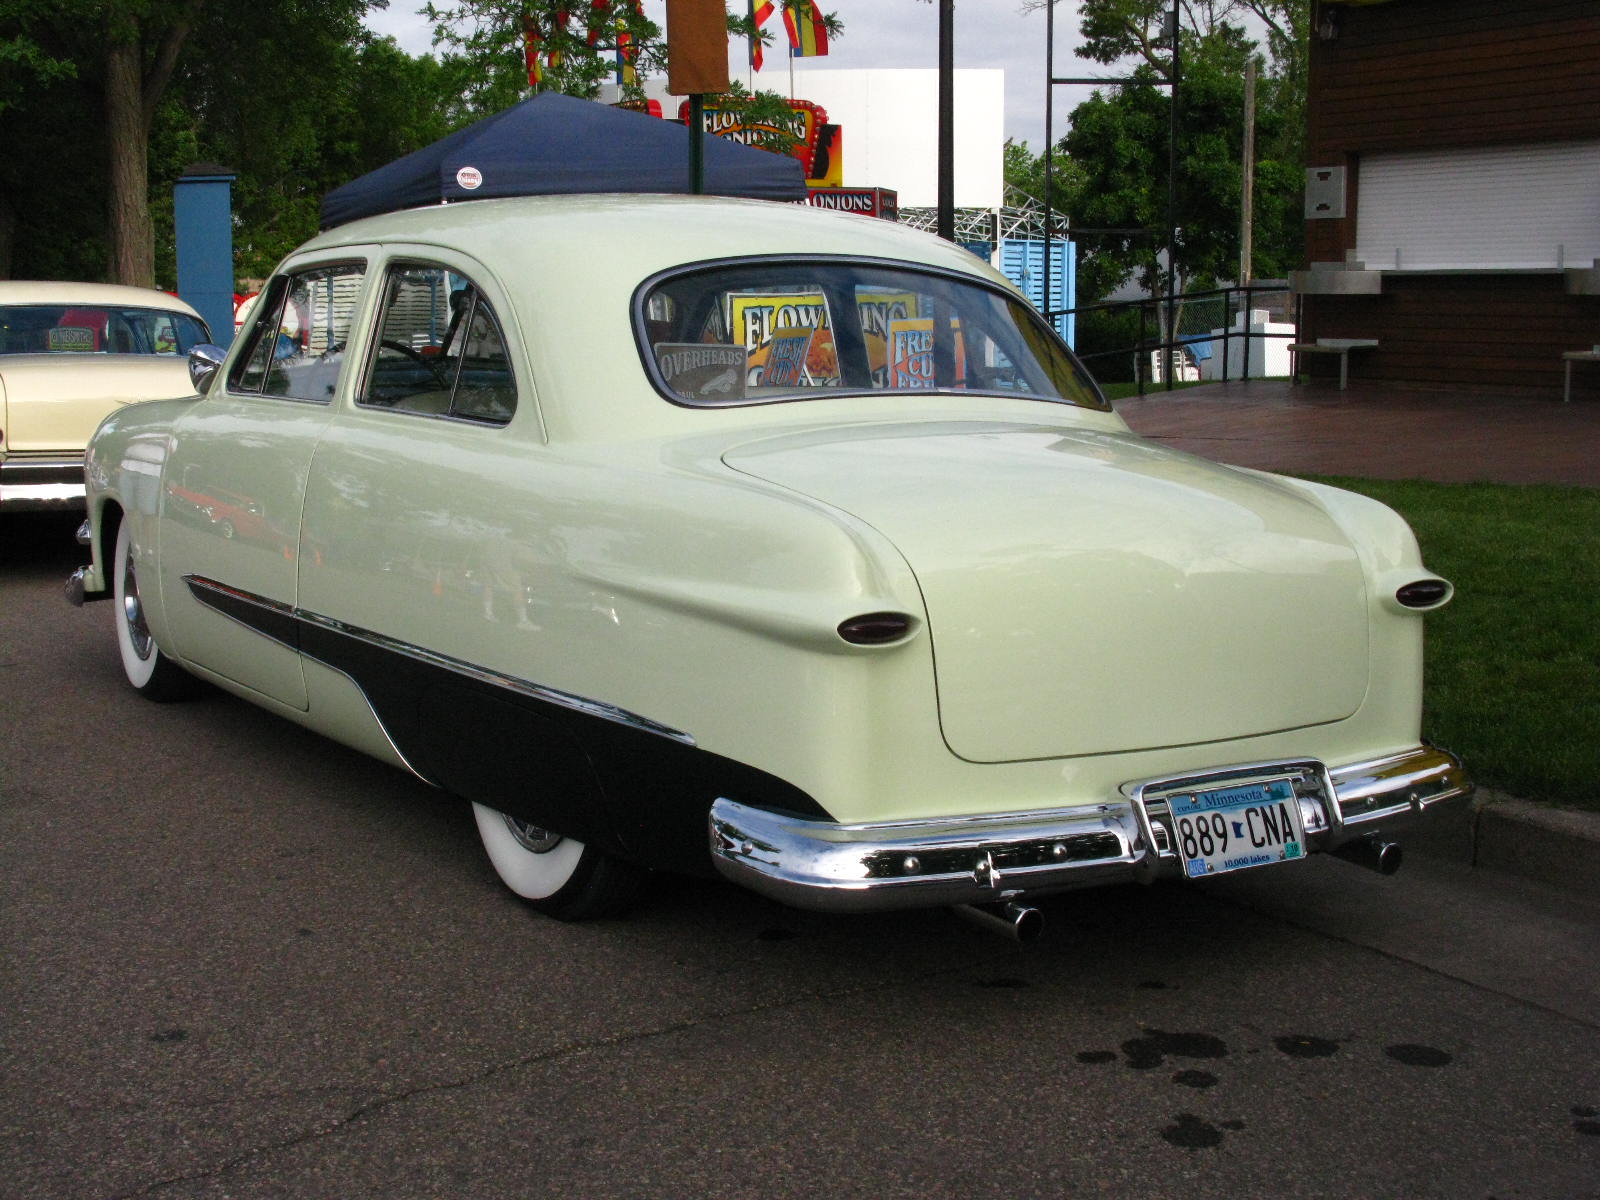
[1333,838,1403,876]
[953,901,1045,943]
[64,566,88,608]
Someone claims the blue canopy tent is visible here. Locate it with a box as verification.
[321,93,807,228]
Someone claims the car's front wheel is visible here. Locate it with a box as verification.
[112,519,197,701]
[470,802,645,920]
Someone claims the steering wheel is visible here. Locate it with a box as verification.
[381,339,451,387]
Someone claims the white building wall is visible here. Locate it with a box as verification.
[624,68,1005,209]
[786,69,1004,209]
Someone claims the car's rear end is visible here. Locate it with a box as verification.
[705,419,1469,916]
[0,284,210,513]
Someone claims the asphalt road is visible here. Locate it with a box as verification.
[4,512,1599,1200]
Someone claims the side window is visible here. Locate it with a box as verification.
[229,263,366,402]
[360,263,516,426]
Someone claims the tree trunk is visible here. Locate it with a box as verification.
[105,35,153,287]
[0,189,15,280]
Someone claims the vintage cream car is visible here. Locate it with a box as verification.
[68,195,1469,934]
[0,282,211,511]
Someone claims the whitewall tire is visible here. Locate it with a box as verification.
[112,519,197,701]
[471,802,644,920]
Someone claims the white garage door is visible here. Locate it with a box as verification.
[1356,141,1600,271]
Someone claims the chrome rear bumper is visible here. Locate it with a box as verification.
[708,746,1470,913]
[0,456,87,511]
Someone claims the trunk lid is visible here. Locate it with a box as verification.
[0,356,194,452]
[724,420,1369,762]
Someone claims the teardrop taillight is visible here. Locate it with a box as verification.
[837,612,914,645]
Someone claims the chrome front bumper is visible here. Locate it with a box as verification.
[708,746,1471,913]
[0,456,87,511]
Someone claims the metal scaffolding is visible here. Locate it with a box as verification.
[897,187,1071,246]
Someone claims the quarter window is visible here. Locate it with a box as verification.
[229,263,366,402]
[359,264,516,425]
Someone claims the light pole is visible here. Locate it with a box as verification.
[937,0,954,241]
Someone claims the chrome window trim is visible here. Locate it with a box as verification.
[355,260,518,428]
[226,259,368,405]
[630,252,1109,413]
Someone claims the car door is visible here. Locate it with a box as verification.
[159,258,372,709]
[293,253,621,844]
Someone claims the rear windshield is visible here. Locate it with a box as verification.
[636,258,1104,409]
[0,304,211,356]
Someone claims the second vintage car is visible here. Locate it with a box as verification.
[68,192,1468,933]
[1,281,211,512]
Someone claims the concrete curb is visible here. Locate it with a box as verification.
[1407,788,1600,899]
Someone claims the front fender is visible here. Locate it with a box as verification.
[83,396,201,650]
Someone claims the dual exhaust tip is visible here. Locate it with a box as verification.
[953,900,1045,943]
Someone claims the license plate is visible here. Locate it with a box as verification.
[1168,778,1306,878]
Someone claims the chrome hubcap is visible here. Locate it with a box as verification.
[502,814,563,854]
[121,551,154,661]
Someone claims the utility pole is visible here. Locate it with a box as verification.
[1240,57,1256,286]
[937,0,954,241]
[1163,1,1180,390]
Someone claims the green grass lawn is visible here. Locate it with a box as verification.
[1307,477,1600,811]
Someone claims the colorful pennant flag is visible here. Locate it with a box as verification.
[547,8,570,68]
[615,0,642,85]
[749,0,774,71]
[522,13,543,86]
[782,0,828,57]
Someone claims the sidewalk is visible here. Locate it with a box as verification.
[1116,377,1600,899]
[1115,378,1600,487]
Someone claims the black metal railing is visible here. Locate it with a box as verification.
[1050,282,1296,395]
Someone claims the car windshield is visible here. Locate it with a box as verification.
[0,304,210,356]
[637,258,1104,410]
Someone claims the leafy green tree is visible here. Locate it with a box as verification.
[421,2,842,150]
[0,3,473,288]
[0,0,401,286]
[170,15,466,279]
[1002,138,1080,220]
[1021,0,1306,307]
[0,0,208,285]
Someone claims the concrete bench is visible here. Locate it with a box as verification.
[1562,350,1600,402]
[1288,338,1379,390]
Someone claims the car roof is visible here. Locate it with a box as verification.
[0,281,204,317]
[294,193,1007,289]
[282,193,1052,445]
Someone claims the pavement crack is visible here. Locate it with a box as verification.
[111,948,1018,1197]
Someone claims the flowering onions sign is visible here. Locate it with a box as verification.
[805,187,898,221]
[679,98,838,185]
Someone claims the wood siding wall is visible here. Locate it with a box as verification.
[1308,0,1600,160]
[1301,0,1600,393]
[1306,276,1600,393]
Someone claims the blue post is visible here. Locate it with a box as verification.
[174,163,237,347]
